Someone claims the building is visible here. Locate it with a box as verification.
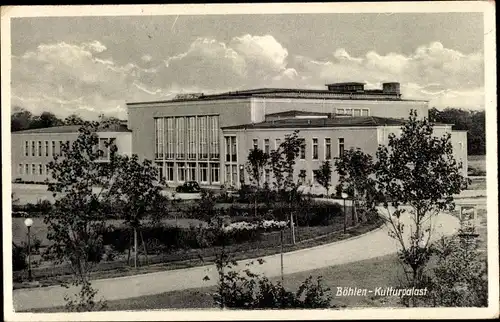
[127,82,468,189]
[11,123,132,183]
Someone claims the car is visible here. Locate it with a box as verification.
[175,181,201,193]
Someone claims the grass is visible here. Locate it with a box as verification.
[467,154,486,176]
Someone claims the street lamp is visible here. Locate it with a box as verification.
[341,193,348,234]
[24,218,33,281]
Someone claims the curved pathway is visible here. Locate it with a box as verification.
[13,207,460,311]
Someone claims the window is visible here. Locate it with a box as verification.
[325,138,332,160]
[264,139,270,154]
[187,162,196,181]
[299,139,306,160]
[59,141,63,156]
[32,164,36,175]
[353,109,361,117]
[38,141,42,156]
[231,137,237,162]
[361,108,370,116]
[39,164,43,175]
[18,164,23,175]
[209,116,219,160]
[166,162,174,182]
[265,168,271,183]
[312,138,318,160]
[99,138,109,160]
[345,108,352,116]
[155,118,164,159]
[156,163,164,181]
[199,163,208,183]
[299,170,307,184]
[224,136,237,162]
[177,162,186,182]
[253,139,258,150]
[176,117,185,159]
[336,108,345,115]
[52,141,56,156]
[198,116,208,160]
[210,163,220,183]
[338,138,345,157]
[45,141,49,157]
[231,165,238,186]
[275,138,281,150]
[45,164,50,177]
[225,165,231,185]
[25,164,29,175]
[187,117,196,160]
[31,141,35,156]
[25,141,29,157]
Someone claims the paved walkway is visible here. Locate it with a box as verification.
[13,207,460,311]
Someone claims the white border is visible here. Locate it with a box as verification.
[2,2,498,321]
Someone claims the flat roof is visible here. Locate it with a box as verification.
[325,82,365,86]
[222,116,407,130]
[12,123,132,134]
[265,110,332,117]
[127,87,428,106]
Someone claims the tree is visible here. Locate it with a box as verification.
[31,111,64,129]
[374,110,469,306]
[334,148,377,224]
[314,161,332,197]
[64,114,85,125]
[11,107,33,131]
[44,122,121,311]
[111,154,165,268]
[245,147,269,189]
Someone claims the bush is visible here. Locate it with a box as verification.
[12,243,27,271]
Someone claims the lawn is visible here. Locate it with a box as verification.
[467,155,486,176]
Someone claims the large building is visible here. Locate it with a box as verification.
[127,82,468,189]
[11,123,132,183]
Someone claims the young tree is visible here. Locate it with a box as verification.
[334,148,377,224]
[245,147,269,189]
[374,110,469,306]
[112,154,165,268]
[314,161,332,197]
[44,122,121,311]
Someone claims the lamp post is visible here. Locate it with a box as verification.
[341,193,348,234]
[24,218,33,281]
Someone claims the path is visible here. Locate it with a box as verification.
[12,207,460,311]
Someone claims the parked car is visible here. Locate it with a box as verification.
[175,181,201,193]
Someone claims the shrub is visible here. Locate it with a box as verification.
[12,243,27,271]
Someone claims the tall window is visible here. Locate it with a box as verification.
[52,141,56,156]
[198,116,208,160]
[154,118,164,159]
[165,117,175,159]
[209,116,219,160]
[176,117,185,159]
[187,117,196,160]
[231,165,238,186]
[31,141,35,156]
[225,165,231,185]
[32,164,36,175]
[231,137,237,162]
[199,163,208,183]
[225,137,231,162]
[177,162,186,182]
[300,139,306,160]
[38,141,42,156]
[275,138,281,150]
[361,108,370,116]
[325,138,331,160]
[338,138,345,157]
[187,162,196,181]
[225,136,237,162]
[25,141,29,157]
[25,164,29,175]
[312,138,318,160]
[39,164,43,175]
[18,164,23,175]
[299,169,307,184]
[253,139,258,150]
[166,162,174,182]
[45,141,49,157]
[264,139,270,154]
[210,163,220,183]
[45,164,50,177]
[59,141,63,156]
[353,109,361,117]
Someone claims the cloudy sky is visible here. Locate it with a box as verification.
[10,12,484,120]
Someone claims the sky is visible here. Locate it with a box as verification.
[10,12,485,120]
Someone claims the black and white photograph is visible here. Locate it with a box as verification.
[1,2,498,321]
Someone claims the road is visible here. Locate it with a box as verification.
[12,207,461,311]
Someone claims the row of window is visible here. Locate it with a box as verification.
[154,115,220,161]
[156,162,220,184]
[24,140,64,157]
[18,163,50,176]
[336,108,370,116]
[251,137,345,160]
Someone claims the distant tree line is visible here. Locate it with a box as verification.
[429,107,485,155]
[10,106,123,132]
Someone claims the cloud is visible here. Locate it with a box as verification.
[11,37,485,120]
